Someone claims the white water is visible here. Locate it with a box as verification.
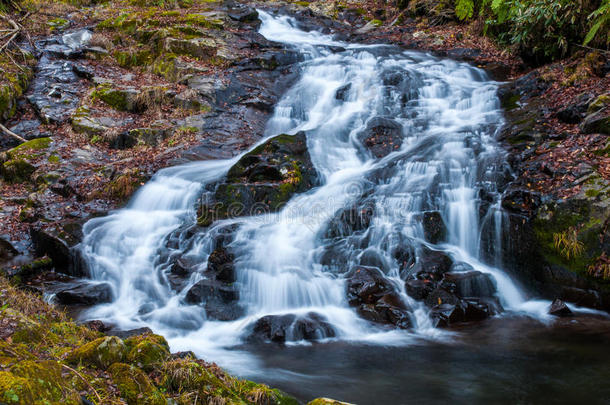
[78,10,558,372]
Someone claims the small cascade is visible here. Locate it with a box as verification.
[78,10,549,369]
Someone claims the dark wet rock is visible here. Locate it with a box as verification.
[324,203,374,239]
[111,127,170,149]
[8,120,48,140]
[55,282,113,305]
[335,83,352,101]
[207,132,318,222]
[421,211,447,244]
[548,298,572,317]
[108,327,154,339]
[442,271,496,298]
[237,50,302,71]
[84,320,112,333]
[30,222,88,277]
[416,248,453,279]
[555,93,594,124]
[346,266,394,305]
[205,301,244,321]
[358,117,403,158]
[501,188,541,216]
[497,72,550,109]
[392,241,416,274]
[580,108,610,135]
[359,249,390,273]
[0,237,18,262]
[227,3,259,23]
[445,48,482,62]
[207,247,236,283]
[405,279,435,300]
[346,266,411,328]
[424,286,460,308]
[170,258,193,277]
[248,313,335,343]
[185,279,239,305]
[357,293,412,329]
[429,297,497,327]
[72,63,94,80]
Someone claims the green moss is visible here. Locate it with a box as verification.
[7,137,52,158]
[184,13,224,29]
[47,154,60,164]
[66,336,127,369]
[125,335,170,371]
[588,94,610,114]
[0,371,35,404]
[109,363,166,405]
[1,159,36,184]
[114,49,154,68]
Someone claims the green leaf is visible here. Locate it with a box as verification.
[455,0,474,20]
[584,18,603,45]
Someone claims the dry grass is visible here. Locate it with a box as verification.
[553,227,585,261]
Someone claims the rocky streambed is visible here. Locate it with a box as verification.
[0,1,609,404]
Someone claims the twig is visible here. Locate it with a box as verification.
[572,43,610,54]
[0,122,26,143]
[61,364,103,404]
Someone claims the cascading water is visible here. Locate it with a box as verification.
[78,10,559,371]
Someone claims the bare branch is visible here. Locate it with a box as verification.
[0,122,26,143]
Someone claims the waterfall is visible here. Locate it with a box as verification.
[78,10,552,369]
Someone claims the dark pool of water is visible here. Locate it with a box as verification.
[238,315,610,404]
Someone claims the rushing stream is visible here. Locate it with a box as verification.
[75,10,610,403]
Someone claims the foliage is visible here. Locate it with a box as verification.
[584,0,610,47]
[433,0,608,63]
[552,227,585,261]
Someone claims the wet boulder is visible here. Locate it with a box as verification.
[0,237,18,263]
[346,266,411,329]
[207,247,236,283]
[54,282,113,305]
[415,248,453,280]
[548,298,572,317]
[248,313,335,343]
[442,271,496,299]
[30,222,88,277]
[207,132,318,223]
[358,117,403,158]
[335,83,352,101]
[357,293,412,329]
[405,279,435,300]
[501,188,541,217]
[227,3,259,23]
[324,203,375,239]
[420,211,447,244]
[580,108,610,135]
[555,93,594,124]
[185,279,239,305]
[346,266,394,305]
[429,298,497,327]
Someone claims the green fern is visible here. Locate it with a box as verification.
[455,0,475,20]
[584,0,610,46]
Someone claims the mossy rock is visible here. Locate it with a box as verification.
[66,335,127,369]
[1,159,36,183]
[92,86,142,113]
[202,132,318,225]
[164,37,217,59]
[6,309,45,344]
[109,362,166,405]
[0,360,81,404]
[308,399,355,405]
[126,338,170,371]
[588,93,610,114]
